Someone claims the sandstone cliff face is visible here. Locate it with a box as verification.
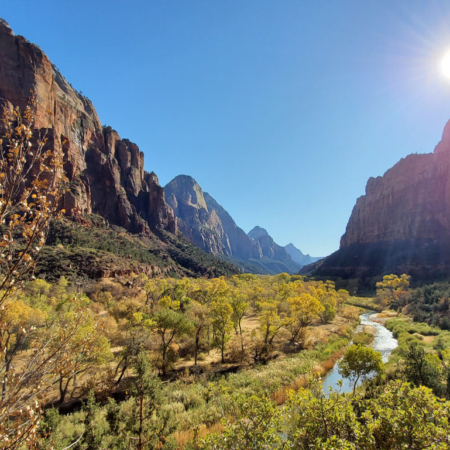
[341,121,450,248]
[0,19,175,234]
[306,118,450,283]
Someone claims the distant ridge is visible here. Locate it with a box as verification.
[165,176,303,274]
[284,243,322,267]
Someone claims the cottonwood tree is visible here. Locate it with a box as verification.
[210,297,233,363]
[338,344,384,394]
[375,273,411,307]
[188,301,210,366]
[284,294,324,344]
[258,301,285,348]
[152,308,192,374]
[229,292,249,353]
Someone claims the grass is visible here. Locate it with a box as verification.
[164,331,354,443]
[352,331,374,346]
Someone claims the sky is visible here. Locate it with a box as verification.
[3,1,450,256]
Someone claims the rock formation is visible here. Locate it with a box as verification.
[305,119,450,283]
[247,227,301,273]
[284,243,322,267]
[165,175,233,256]
[0,19,176,235]
[165,176,301,274]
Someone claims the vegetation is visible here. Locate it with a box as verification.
[40,218,240,281]
[3,269,357,448]
[3,95,450,450]
[338,344,384,394]
[200,379,450,449]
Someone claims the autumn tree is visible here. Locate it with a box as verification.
[229,292,249,352]
[152,308,192,374]
[51,297,112,403]
[284,294,324,344]
[0,98,71,447]
[188,301,210,366]
[338,344,384,394]
[375,273,411,308]
[210,297,233,363]
[258,301,285,347]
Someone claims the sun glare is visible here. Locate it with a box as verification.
[441,51,450,79]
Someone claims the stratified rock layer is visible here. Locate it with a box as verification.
[0,19,176,234]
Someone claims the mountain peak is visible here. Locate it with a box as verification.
[165,175,207,211]
[248,226,270,240]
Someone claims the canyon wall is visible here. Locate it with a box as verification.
[0,19,176,235]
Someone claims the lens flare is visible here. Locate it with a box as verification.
[441,50,450,78]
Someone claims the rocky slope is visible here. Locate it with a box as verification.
[165,176,302,274]
[0,18,175,235]
[304,119,450,284]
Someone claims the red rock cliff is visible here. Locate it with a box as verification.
[340,120,450,248]
[0,19,176,234]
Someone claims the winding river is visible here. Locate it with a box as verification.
[322,311,398,394]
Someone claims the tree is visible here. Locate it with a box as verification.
[129,352,176,450]
[51,297,112,403]
[338,344,384,394]
[152,308,192,374]
[210,297,233,363]
[376,273,411,307]
[320,302,336,324]
[284,294,324,344]
[104,351,177,450]
[188,301,210,366]
[258,301,285,348]
[400,342,446,397]
[0,98,79,447]
[229,293,249,352]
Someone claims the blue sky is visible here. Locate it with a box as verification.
[3,1,450,256]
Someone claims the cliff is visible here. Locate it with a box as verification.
[165,175,233,256]
[305,119,450,283]
[0,19,176,235]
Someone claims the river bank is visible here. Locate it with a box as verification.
[322,311,398,394]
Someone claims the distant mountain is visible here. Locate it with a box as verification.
[247,227,302,274]
[165,176,301,274]
[284,243,322,267]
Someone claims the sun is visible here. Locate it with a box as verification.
[441,50,450,79]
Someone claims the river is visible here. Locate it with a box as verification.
[321,311,398,394]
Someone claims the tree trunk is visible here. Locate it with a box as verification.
[221,332,225,363]
[194,330,200,366]
[239,321,244,353]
